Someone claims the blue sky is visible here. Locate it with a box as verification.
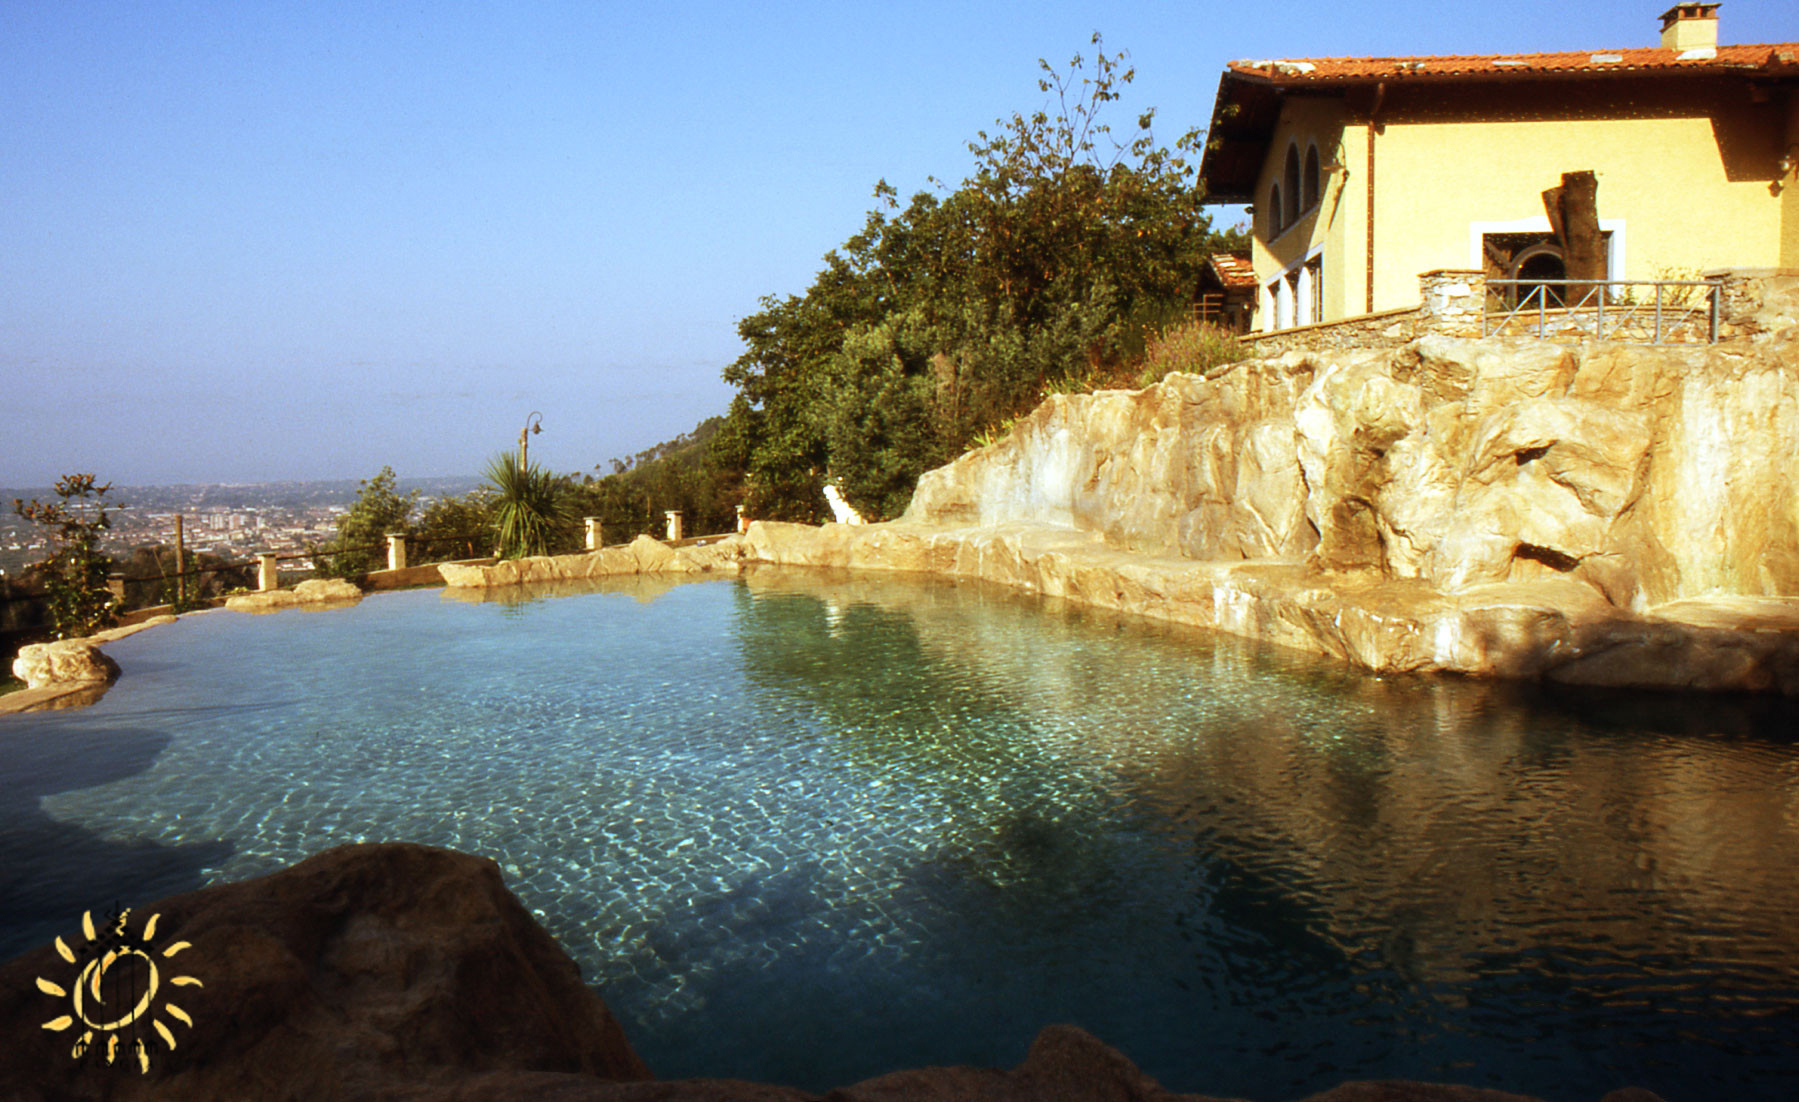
[4,1,1794,486]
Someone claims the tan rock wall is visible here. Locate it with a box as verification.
[908,326,1799,611]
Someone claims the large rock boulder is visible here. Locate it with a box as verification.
[224,577,363,613]
[10,639,119,690]
[4,617,183,713]
[0,842,650,1100]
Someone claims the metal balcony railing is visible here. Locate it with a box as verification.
[1482,278,1722,344]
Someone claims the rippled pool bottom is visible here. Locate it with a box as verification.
[4,569,1799,1099]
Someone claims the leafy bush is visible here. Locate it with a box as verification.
[414,491,497,562]
[11,474,119,639]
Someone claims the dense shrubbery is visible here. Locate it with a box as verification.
[709,36,1242,522]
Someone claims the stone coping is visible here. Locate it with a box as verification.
[739,520,1799,695]
[11,522,1799,716]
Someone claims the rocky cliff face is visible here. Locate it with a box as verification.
[907,330,1799,613]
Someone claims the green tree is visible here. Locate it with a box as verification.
[414,491,497,563]
[315,467,417,578]
[715,34,1227,522]
[573,417,737,541]
[12,473,119,638]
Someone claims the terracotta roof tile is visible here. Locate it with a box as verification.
[1228,42,1799,83]
[1209,252,1257,290]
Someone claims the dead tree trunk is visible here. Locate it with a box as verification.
[1542,170,1605,300]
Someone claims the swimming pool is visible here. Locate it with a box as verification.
[3,568,1798,1099]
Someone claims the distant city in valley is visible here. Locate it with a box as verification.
[0,477,486,576]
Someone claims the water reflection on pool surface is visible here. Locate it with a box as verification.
[3,567,1797,1100]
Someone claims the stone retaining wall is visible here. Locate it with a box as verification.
[1244,267,1799,351]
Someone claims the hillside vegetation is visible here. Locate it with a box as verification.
[324,37,1251,552]
[704,36,1245,523]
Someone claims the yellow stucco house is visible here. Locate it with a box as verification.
[1197,4,1799,333]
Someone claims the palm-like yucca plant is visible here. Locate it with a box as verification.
[484,451,573,559]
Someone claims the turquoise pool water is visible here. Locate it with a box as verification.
[3,568,1798,1099]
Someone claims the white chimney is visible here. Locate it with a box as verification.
[1660,3,1720,51]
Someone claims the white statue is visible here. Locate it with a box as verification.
[822,482,866,526]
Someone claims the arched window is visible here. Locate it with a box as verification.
[1303,144,1321,211]
[1283,143,1301,227]
[1511,245,1567,307]
[1269,183,1283,237]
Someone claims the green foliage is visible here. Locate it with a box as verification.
[574,417,738,543]
[715,34,1231,522]
[315,466,418,578]
[11,473,119,639]
[414,491,497,562]
[485,451,576,559]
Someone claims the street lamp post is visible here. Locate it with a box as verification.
[520,412,543,474]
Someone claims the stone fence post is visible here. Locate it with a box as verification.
[585,516,602,551]
[665,511,683,542]
[258,553,279,592]
[1418,270,1486,336]
[387,533,408,572]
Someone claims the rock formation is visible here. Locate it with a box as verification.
[437,533,745,587]
[906,332,1799,612]
[3,617,176,714]
[0,842,1663,1101]
[223,576,364,613]
[0,843,649,1100]
[813,323,1799,693]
